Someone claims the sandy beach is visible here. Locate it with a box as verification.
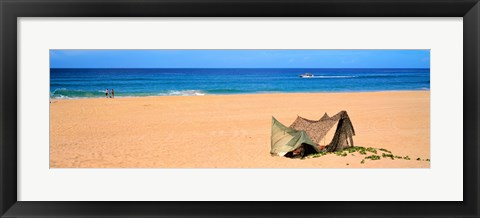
[50,91,430,168]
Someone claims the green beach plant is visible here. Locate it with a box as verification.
[379,148,391,153]
[300,146,426,164]
[365,155,381,160]
[366,147,377,154]
[382,153,394,160]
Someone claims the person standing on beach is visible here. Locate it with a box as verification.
[105,88,109,98]
[111,89,115,98]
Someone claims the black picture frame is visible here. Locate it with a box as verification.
[1,0,478,217]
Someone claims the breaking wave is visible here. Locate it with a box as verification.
[50,88,211,99]
[160,90,206,96]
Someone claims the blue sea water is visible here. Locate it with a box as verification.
[50,68,430,99]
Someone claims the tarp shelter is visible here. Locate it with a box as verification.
[289,111,355,152]
[270,117,321,157]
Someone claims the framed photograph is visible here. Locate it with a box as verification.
[1,0,478,217]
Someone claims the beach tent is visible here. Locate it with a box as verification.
[289,111,356,152]
[270,117,321,157]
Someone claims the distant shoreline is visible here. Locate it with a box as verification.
[50,90,430,101]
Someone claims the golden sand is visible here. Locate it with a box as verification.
[50,91,430,168]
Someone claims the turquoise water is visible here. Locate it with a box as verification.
[50,68,430,99]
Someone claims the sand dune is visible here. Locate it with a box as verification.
[50,91,430,168]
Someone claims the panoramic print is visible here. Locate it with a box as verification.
[50,50,430,168]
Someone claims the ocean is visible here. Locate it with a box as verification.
[50,68,430,99]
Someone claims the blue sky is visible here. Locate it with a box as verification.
[50,50,430,68]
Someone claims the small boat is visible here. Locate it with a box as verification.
[299,73,314,78]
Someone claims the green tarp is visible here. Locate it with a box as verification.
[270,117,320,156]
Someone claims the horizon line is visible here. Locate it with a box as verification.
[50,67,430,69]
